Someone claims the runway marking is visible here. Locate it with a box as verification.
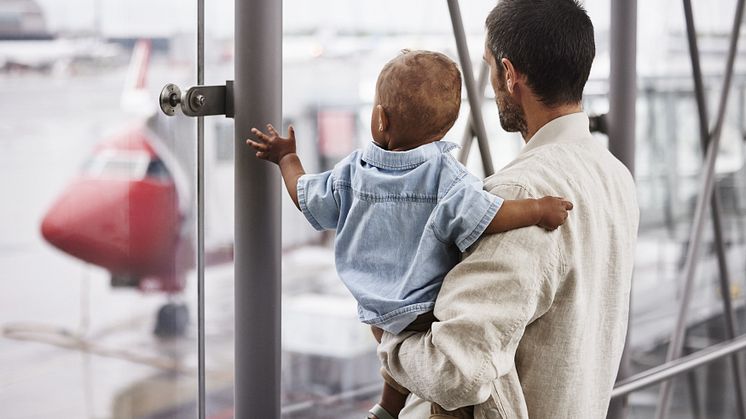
[1,322,232,381]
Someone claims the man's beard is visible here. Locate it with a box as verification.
[496,89,527,137]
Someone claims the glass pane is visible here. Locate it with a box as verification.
[627,0,746,417]
[0,1,199,418]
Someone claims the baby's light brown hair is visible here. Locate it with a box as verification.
[376,50,462,144]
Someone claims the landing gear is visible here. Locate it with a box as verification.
[154,302,190,338]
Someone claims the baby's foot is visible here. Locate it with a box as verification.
[368,403,397,419]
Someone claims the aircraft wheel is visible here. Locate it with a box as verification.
[154,302,190,338]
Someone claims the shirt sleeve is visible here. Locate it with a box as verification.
[432,172,504,252]
[296,170,340,231]
[377,183,561,411]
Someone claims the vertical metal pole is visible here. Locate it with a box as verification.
[607,0,637,175]
[447,0,495,176]
[741,86,746,142]
[684,6,744,405]
[458,61,489,165]
[655,0,746,417]
[196,0,206,417]
[711,163,746,419]
[606,1,636,418]
[665,93,679,236]
[234,0,282,418]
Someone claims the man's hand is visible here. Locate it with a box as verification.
[371,326,384,343]
[536,196,574,230]
[246,124,296,165]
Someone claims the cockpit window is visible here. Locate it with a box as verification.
[145,158,172,181]
[84,150,150,180]
[101,159,143,177]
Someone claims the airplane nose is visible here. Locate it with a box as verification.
[41,178,133,273]
[41,175,181,279]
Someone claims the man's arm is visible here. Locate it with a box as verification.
[378,184,563,410]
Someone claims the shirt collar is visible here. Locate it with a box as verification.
[361,141,459,170]
[520,112,592,155]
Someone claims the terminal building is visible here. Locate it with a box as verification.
[2,0,746,418]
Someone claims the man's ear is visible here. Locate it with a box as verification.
[501,58,518,94]
[376,105,389,132]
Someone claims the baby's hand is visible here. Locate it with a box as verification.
[536,196,573,230]
[246,124,297,164]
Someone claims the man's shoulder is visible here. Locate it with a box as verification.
[485,139,633,198]
[483,154,540,200]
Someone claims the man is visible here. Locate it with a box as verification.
[376,0,639,418]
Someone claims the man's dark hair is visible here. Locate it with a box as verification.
[486,0,595,107]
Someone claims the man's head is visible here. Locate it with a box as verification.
[484,0,595,135]
[372,50,462,150]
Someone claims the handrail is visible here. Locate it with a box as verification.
[611,334,746,399]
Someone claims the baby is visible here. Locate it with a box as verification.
[246,50,573,419]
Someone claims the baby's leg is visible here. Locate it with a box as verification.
[369,312,437,418]
[374,370,410,418]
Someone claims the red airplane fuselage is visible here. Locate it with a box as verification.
[41,126,190,293]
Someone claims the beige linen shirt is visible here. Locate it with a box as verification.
[378,112,639,419]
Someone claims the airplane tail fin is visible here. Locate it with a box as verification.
[120,39,153,114]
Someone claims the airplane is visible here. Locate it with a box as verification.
[37,37,322,338]
[39,39,221,337]
[0,37,121,72]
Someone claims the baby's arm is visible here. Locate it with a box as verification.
[246,124,304,209]
[485,197,574,233]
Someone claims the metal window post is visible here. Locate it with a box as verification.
[234,0,282,418]
[197,1,205,418]
[155,1,279,416]
[447,0,495,177]
[607,0,637,177]
[606,0,636,417]
[458,61,489,166]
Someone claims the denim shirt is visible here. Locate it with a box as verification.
[297,141,502,334]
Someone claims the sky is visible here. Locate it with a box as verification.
[33,0,612,38]
[31,0,743,77]
[32,0,742,39]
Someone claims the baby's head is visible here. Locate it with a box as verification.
[371,50,462,150]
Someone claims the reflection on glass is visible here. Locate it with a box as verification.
[0,0,200,418]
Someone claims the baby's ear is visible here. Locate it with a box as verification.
[376,105,389,132]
